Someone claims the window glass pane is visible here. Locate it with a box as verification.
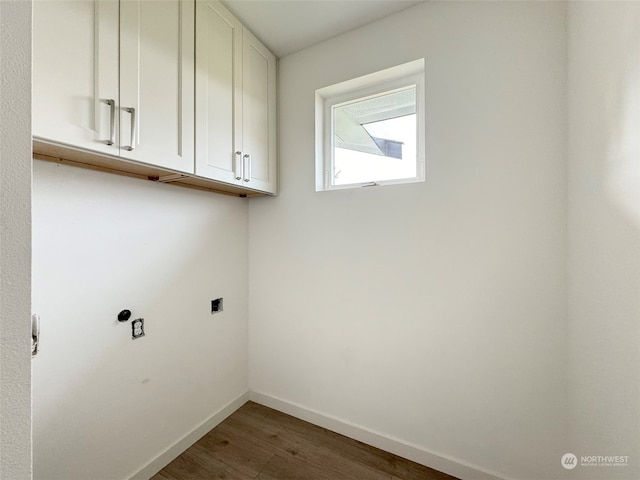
[332,86,416,186]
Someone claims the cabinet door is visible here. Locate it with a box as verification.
[242,29,277,194]
[195,0,243,184]
[119,0,194,173]
[33,0,119,156]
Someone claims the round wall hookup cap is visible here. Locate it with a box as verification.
[118,310,132,322]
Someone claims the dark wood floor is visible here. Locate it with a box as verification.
[151,401,459,480]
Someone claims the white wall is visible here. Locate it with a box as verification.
[249,2,568,480]
[567,3,640,479]
[32,161,249,479]
[0,1,33,479]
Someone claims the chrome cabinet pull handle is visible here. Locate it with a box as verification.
[125,107,136,151]
[32,314,40,357]
[104,99,116,146]
[235,151,243,180]
[243,154,251,182]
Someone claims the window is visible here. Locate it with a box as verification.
[315,59,425,191]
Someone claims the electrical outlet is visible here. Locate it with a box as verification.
[211,298,223,314]
[132,318,145,339]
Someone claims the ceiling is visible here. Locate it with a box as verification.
[222,0,425,58]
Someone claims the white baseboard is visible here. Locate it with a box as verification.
[129,391,250,480]
[249,390,508,480]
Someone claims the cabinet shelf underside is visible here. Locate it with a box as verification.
[33,139,269,198]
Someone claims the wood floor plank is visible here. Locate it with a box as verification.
[149,471,178,480]
[236,400,273,420]
[256,454,337,480]
[153,401,459,480]
[222,409,392,480]
[162,447,252,480]
[160,451,216,479]
[247,405,458,480]
[192,427,274,478]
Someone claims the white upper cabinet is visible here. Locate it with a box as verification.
[241,29,277,193]
[195,0,243,185]
[33,0,119,155]
[33,0,276,195]
[119,0,194,172]
[33,0,195,174]
[195,0,277,194]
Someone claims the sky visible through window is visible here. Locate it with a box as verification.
[334,114,417,185]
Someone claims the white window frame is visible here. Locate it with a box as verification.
[315,59,425,192]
